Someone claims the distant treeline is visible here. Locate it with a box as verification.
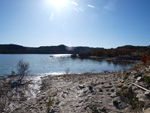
[78,45,150,59]
[1,44,150,60]
[0,44,93,54]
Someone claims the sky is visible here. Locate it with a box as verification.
[0,0,150,48]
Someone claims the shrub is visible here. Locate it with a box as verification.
[17,60,29,81]
[116,87,140,110]
[17,60,29,73]
[124,72,131,80]
[10,60,30,89]
[143,76,150,85]
[46,96,53,108]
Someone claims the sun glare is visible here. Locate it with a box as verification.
[48,0,69,8]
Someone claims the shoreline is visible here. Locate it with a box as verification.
[1,62,150,113]
[11,71,130,113]
[13,73,124,113]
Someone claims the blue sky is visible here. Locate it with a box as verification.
[0,0,150,48]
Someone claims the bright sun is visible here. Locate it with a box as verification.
[48,0,69,8]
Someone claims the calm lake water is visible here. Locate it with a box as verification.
[0,54,134,76]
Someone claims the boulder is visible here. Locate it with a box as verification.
[117,83,123,87]
[144,108,150,113]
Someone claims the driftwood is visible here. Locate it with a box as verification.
[132,83,149,91]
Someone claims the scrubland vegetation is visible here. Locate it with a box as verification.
[79,45,150,59]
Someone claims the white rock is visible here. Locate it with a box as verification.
[137,77,142,82]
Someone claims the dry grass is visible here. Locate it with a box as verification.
[131,64,143,71]
[117,70,122,78]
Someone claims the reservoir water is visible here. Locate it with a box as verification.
[0,54,134,76]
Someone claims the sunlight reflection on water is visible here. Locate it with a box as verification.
[0,54,134,76]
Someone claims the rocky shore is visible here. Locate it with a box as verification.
[11,73,123,113]
[1,63,150,113]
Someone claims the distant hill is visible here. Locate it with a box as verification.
[78,45,150,59]
[1,44,150,59]
[0,44,94,54]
